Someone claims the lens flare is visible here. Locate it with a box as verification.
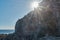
[31,1,39,9]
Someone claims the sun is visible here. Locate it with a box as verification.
[31,1,39,9]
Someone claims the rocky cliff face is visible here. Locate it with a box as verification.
[15,0,60,37]
[5,0,60,40]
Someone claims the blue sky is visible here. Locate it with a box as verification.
[0,0,40,30]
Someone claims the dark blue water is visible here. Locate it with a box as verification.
[0,30,14,34]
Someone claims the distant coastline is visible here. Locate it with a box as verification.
[0,30,14,34]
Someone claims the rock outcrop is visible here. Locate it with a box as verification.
[4,0,60,40]
[15,0,60,37]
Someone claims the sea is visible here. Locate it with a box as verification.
[0,30,14,34]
